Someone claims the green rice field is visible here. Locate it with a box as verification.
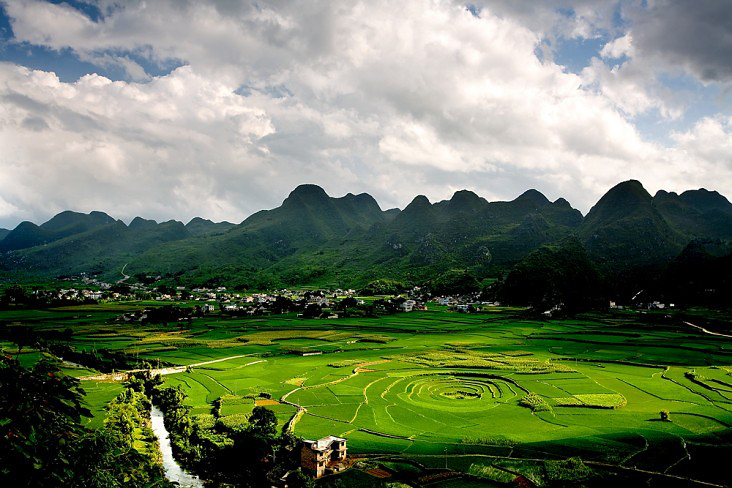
[4,302,732,486]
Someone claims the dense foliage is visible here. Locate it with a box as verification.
[149,377,305,487]
[498,238,606,313]
[659,239,732,306]
[359,279,406,295]
[4,180,731,298]
[429,269,480,295]
[0,355,169,487]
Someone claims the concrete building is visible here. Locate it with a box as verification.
[301,435,347,478]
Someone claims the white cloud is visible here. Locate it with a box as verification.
[672,116,732,169]
[580,56,683,119]
[600,34,632,59]
[0,63,275,224]
[0,0,730,229]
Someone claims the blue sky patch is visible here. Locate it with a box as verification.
[554,36,607,74]
[0,2,182,82]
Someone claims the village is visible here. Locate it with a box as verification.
[2,268,682,326]
[3,270,513,319]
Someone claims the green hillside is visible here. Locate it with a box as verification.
[3,181,732,294]
[579,180,686,270]
[0,211,117,252]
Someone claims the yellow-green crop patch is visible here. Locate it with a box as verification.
[218,414,249,429]
[396,349,574,373]
[553,393,627,409]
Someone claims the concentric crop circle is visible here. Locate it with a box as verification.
[389,374,518,412]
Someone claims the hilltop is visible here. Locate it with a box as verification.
[2,180,732,303]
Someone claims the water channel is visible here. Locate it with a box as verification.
[150,405,204,487]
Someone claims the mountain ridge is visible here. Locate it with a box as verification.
[2,181,732,292]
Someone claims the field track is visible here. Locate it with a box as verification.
[78,355,264,381]
[683,321,732,339]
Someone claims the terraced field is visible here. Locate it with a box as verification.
[4,303,732,485]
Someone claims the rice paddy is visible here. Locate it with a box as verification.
[4,303,732,485]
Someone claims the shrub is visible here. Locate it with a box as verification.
[544,457,593,481]
[520,392,552,412]
[194,413,216,429]
[218,414,250,430]
[462,436,517,447]
[469,464,516,483]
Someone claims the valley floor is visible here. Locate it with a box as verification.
[4,303,732,486]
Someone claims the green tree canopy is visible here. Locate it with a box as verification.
[0,354,90,486]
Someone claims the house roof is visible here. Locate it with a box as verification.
[304,435,347,451]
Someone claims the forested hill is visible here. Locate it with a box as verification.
[2,180,732,293]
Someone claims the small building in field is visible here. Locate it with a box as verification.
[301,435,347,478]
[400,299,416,312]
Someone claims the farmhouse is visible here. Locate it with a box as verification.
[301,435,347,478]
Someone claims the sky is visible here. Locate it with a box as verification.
[0,0,730,228]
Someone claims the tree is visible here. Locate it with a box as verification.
[430,270,480,296]
[286,469,315,488]
[0,354,170,487]
[2,284,27,304]
[155,386,190,424]
[339,296,358,309]
[128,370,163,398]
[302,303,322,318]
[660,410,670,422]
[70,427,169,488]
[499,238,606,314]
[0,354,91,486]
[359,279,406,296]
[248,406,278,437]
[271,296,293,313]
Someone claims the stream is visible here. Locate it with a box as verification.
[150,405,204,487]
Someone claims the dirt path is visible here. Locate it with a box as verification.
[683,321,732,339]
[281,360,390,432]
[117,263,130,284]
[79,355,262,381]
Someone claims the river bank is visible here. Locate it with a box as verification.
[150,405,204,488]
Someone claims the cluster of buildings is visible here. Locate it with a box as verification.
[25,275,507,319]
[435,296,501,313]
[610,300,674,311]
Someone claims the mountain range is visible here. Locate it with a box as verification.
[2,180,732,296]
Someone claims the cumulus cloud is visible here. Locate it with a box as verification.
[0,63,275,223]
[672,116,732,169]
[624,0,732,83]
[0,0,730,228]
[466,0,621,42]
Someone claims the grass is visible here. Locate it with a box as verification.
[5,302,732,486]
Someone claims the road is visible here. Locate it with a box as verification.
[683,321,732,339]
[79,355,264,381]
[117,263,130,284]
